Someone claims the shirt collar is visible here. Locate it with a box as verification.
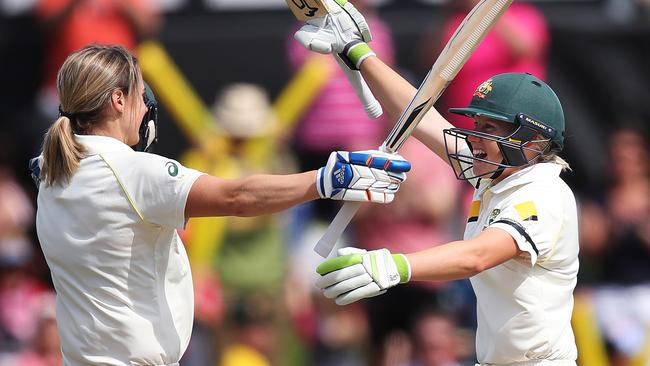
[478,163,563,195]
[75,134,134,156]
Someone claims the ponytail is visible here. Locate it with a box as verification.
[41,44,140,185]
[41,116,86,186]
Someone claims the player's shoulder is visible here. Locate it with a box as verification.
[514,174,570,197]
[497,162,569,196]
[100,150,186,181]
[508,170,576,215]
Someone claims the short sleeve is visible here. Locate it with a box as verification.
[487,187,562,267]
[103,152,204,229]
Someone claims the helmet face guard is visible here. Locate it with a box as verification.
[443,114,557,181]
[132,82,158,152]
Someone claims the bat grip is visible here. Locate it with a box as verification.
[335,55,383,119]
[313,201,361,258]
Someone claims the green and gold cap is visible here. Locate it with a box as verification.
[449,73,565,150]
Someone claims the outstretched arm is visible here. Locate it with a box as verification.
[359,56,457,161]
[186,171,318,218]
[406,227,520,281]
[293,0,465,164]
[185,149,410,218]
[315,227,520,305]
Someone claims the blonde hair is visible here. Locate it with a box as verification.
[539,152,572,172]
[41,45,142,186]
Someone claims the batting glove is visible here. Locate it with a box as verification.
[316,247,411,305]
[317,149,410,203]
[294,0,376,70]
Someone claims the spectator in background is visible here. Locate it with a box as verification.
[210,84,287,294]
[180,83,286,366]
[219,294,278,366]
[591,127,650,366]
[423,0,550,130]
[0,166,52,362]
[602,127,650,284]
[182,83,288,365]
[11,295,62,366]
[35,0,161,120]
[0,238,51,359]
[286,0,395,222]
[378,308,467,366]
[575,198,609,286]
[409,308,464,366]
[308,295,369,366]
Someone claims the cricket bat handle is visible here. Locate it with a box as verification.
[314,201,361,257]
[335,55,383,119]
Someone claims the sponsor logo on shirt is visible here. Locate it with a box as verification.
[166,161,179,177]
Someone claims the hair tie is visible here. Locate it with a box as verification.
[58,105,75,120]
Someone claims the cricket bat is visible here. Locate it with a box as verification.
[314,0,515,257]
[286,0,383,119]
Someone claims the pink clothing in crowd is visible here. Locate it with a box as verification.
[0,278,50,344]
[287,17,395,152]
[442,3,550,129]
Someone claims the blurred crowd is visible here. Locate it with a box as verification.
[1,0,650,365]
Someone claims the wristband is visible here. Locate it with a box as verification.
[339,40,376,70]
[392,253,412,283]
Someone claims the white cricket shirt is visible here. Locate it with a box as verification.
[36,135,203,366]
[464,161,579,365]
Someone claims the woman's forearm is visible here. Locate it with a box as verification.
[186,171,318,218]
[359,56,460,161]
[228,171,319,217]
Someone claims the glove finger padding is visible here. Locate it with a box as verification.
[334,189,394,204]
[323,0,372,42]
[322,272,373,299]
[294,25,336,54]
[337,247,367,256]
[336,283,385,306]
[294,0,374,65]
[316,262,368,289]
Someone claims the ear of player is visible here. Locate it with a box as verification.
[317,150,411,203]
[294,0,375,70]
[316,247,411,305]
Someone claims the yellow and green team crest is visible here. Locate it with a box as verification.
[474,79,493,99]
[488,208,501,224]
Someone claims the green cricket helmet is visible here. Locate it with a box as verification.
[443,73,565,181]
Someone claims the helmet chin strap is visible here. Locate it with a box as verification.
[489,160,506,180]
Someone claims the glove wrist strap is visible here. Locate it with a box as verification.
[392,254,412,283]
[316,167,326,198]
[340,40,376,70]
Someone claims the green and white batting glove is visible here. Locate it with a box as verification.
[316,247,411,305]
[294,0,376,70]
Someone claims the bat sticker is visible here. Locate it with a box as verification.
[291,0,319,17]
